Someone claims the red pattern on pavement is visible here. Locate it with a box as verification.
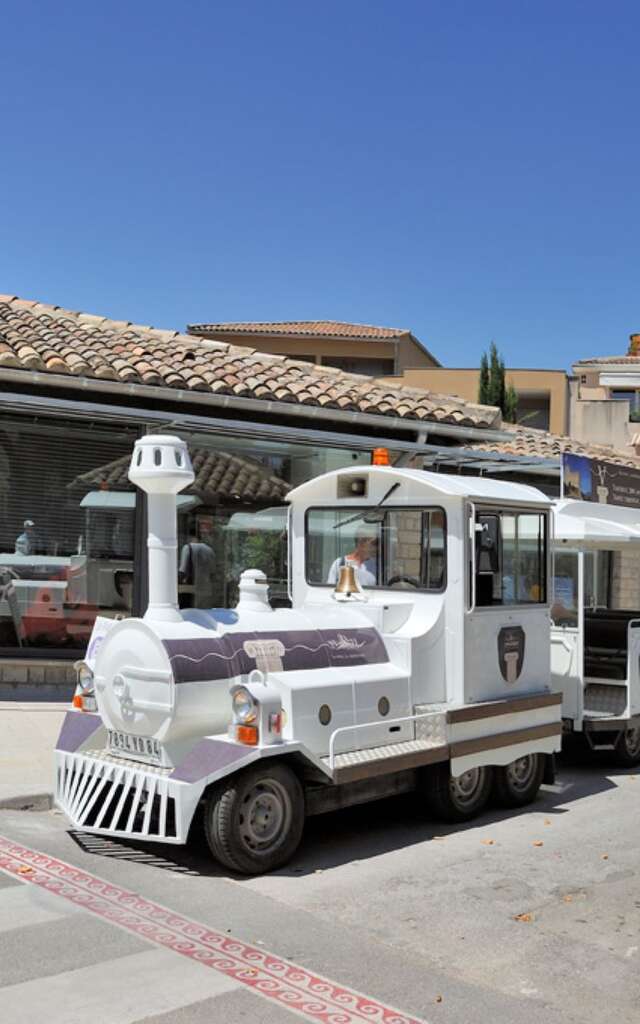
[0,834,427,1024]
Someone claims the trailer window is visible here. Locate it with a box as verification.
[475,511,546,607]
[552,551,579,627]
[306,507,446,591]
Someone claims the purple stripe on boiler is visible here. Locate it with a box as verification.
[162,627,388,684]
[170,738,251,783]
[55,711,102,753]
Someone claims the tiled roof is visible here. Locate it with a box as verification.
[187,320,410,341]
[69,449,290,503]
[573,355,640,366]
[0,296,499,429]
[472,424,640,469]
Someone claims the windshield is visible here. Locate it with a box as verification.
[306,507,446,591]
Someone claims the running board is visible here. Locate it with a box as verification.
[322,739,449,786]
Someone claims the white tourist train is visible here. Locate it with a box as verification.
[54,434,562,875]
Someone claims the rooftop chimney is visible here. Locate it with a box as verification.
[128,435,195,622]
[629,334,640,356]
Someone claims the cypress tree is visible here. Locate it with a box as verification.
[478,351,490,404]
[478,342,517,422]
[504,380,518,423]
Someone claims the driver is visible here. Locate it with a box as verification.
[327,528,378,587]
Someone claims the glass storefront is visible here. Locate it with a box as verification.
[0,410,380,654]
[174,430,373,610]
[0,416,138,653]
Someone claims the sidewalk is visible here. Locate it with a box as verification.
[0,701,68,809]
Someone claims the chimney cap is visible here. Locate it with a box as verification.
[128,434,195,495]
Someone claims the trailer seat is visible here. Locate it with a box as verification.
[583,610,639,680]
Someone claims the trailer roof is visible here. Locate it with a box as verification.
[287,465,550,506]
[554,499,640,548]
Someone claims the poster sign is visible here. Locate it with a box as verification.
[562,453,640,508]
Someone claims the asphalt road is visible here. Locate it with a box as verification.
[1,750,639,1024]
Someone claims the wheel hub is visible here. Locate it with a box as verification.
[450,767,484,807]
[506,755,536,791]
[240,780,292,851]
[624,727,640,757]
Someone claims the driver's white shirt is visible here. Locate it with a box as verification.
[327,556,377,587]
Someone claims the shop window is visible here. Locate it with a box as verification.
[0,417,138,654]
[175,433,380,610]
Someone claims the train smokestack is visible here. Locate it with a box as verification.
[128,435,194,622]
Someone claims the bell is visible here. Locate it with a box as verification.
[335,563,360,597]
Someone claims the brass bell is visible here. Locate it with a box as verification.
[335,563,360,597]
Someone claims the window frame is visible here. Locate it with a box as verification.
[304,504,448,594]
[469,505,549,611]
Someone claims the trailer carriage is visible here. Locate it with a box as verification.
[552,499,640,764]
[54,435,561,875]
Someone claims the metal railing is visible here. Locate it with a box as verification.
[327,709,447,771]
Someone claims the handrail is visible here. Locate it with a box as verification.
[328,709,446,771]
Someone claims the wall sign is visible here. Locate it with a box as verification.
[562,453,640,509]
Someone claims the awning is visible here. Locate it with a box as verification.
[553,499,640,549]
[79,491,200,512]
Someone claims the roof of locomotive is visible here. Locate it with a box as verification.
[287,465,551,506]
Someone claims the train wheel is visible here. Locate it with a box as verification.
[426,763,493,823]
[493,753,545,807]
[204,762,304,875]
[614,726,640,768]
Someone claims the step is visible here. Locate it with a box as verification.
[322,737,448,785]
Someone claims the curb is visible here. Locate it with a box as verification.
[0,793,53,812]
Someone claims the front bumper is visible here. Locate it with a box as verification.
[55,748,200,844]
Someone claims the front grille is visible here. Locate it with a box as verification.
[55,751,180,841]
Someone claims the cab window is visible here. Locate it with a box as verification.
[474,511,546,607]
[306,507,446,591]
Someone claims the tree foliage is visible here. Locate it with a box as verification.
[478,342,518,423]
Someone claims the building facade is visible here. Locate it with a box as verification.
[571,335,640,455]
[379,367,569,435]
[187,320,440,377]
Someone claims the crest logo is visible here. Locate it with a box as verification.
[498,626,525,683]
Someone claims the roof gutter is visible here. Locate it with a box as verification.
[0,367,511,444]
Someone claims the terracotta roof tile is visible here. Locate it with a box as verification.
[0,296,500,430]
[68,449,290,503]
[472,424,640,469]
[573,355,639,366]
[187,320,411,341]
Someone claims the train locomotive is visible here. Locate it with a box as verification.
[55,434,562,874]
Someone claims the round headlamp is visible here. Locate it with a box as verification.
[76,662,94,693]
[232,687,257,724]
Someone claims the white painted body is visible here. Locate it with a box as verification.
[551,499,640,733]
[55,442,562,846]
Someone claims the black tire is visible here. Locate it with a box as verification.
[425,763,493,823]
[204,762,304,875]
[492,753,545,808]
[614,726,640,768]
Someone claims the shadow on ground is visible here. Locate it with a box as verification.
[67,750,637,881]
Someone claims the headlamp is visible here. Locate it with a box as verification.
[232,687,257,724]
[76,662,94,693]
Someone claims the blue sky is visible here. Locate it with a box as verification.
[1,1,639,369]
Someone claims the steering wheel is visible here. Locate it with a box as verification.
[386,574,420,588]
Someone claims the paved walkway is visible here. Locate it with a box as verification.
[0,702,66,808]
[0,831,426,1024]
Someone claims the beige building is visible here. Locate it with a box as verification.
[187,320,439,377]
[571,335,640,455]
[379,367,569,435]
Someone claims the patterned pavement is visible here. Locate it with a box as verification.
[0,834,426,1024]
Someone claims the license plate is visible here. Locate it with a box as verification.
[108,730,162,764]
